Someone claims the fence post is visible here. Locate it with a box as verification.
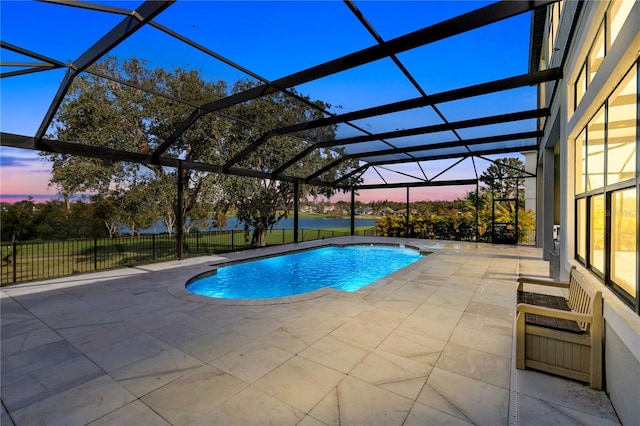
[231,230,235,250]
[152,234,156,260]
[196,229,200,252]
[12,242,17,283]
[94,238,98,270]
[282,229,285,244]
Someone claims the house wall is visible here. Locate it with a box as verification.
[538,2,640,424]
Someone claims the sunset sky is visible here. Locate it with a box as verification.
[1,0,533,204]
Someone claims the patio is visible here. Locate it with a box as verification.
[1,236,619,425]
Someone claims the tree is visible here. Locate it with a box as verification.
[42,57,229,234]
[42,58,360,246]
[479,157,526,200]
[221,80,360,246]
[1,199,36,242]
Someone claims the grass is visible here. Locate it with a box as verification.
[1,226,375,285]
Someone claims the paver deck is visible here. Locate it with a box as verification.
[1,236,620,425]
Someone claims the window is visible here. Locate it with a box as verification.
[575,63,587,109]
[572,0,635,112]
[608,0,635,49]
[610,188,637,298]
[587,106,605,191]
[574,61,638,313]
[607,67,637,185]
[575,129,586,194]
[589,194,605,275]
[576,197,587,261]
[589,23,605,83]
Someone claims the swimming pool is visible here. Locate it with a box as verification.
[186,245,424,299]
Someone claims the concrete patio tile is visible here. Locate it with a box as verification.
[431,287,475,302]
[297,415,328,426]
[1,401,14,426]
[354,305,410,328]
[223,315,283,338]
[371,299,420,315]
[130,310,195,333]
[298,334,370,374]
[398,315,457,342]
[1,354,103,412]
[1,339,82,383]
[330,317,394,349]
[40,307,120,330]
[470,292,515,308]
[350,349,432,389]
[176,328,252,363]
[64,286,142,312]
[464,300,514,321]
[56,321,142,353]
[436,343,511,390]
[86,333,172,372]
[539,400,621,426]
[377,329,446,366]
[110,347,205,397]
[141,365,248,424]
[404,402,475,426]
[518,394,592,426]
[311,376,413,426]
[87,400,171,426]
[516,369,619,421]
[254,356,345,413]
[385,287,431,304]
[0,238,621,426]
[320,298,370,318]
[412,304,465,324]
[456,312,512,336]
[448,326,512,358]
[444,275,483,287]
[1,319,62,358]
[148,316,218,346]
[0,296,34,325]
[11,375,136,426]
[6,290,78,315]
[257,324,325,354]
[415,381,471,422]
[293,309,350,334]
[203,385,305,425]
[210,340,293,383]
[427,367,509,426]
[422,293,470,312]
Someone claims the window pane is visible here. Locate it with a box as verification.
[609,0,635,48]
[589,23,605,83]
[590,194,605,273]
[575,129,587,194]
[575,64,587,109]
[607,67,637,185]
[577,198,587,261]
[587,106,606,190]
[611,188,637,297]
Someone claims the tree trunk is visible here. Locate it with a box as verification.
[251,227,267,247]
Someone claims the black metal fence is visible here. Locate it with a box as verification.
[0,227,377,285]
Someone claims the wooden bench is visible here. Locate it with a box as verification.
[515,266,603,389]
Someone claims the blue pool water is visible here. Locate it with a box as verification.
[187,245,424,299]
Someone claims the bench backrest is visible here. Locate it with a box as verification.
[567,267,602,332]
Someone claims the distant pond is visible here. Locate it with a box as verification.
[130,217,377,234]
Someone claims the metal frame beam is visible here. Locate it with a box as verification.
[234,68,559,173]
[34,0,174,147]
[304,131,541,182]
[271,108,549,176]
[355,179,478,190]
[152,0,556,159]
